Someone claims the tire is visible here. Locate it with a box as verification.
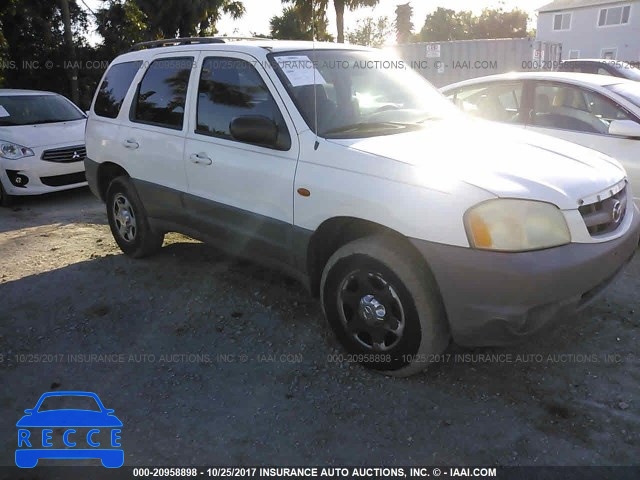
[0,179,14,207]
[320,235,450,377]
[106,176,164,258]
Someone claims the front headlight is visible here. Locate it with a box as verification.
[0,141,34,160]
[465,199,571,252]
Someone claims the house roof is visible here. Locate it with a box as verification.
[538,0,636,13]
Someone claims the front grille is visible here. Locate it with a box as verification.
[41,145,86,163]
[40,172,86,187]
[579,186,627,236]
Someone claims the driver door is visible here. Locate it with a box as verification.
[183,52,300,265]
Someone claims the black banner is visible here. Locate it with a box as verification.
[1,466,639,480]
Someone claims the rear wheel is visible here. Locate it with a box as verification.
[106,176,164,258]
[321,235,450,376]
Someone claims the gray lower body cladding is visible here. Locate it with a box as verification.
[87,157,640,346]
[84,157,101,200]
[411,210,640,346]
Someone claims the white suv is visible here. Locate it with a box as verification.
[85,38,640,376]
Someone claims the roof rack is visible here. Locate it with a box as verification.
[131,36,272,51]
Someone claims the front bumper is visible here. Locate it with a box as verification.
[411,208,640,346]
[1,156,86,196]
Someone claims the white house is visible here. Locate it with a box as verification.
[536,0,640,61]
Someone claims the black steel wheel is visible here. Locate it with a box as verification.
[321,235,450,376]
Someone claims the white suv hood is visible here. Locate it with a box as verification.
[338,120,625,210]
[0,119,86,149]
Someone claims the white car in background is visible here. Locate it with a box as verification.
[441,72,640,207]
[0,89,87,206]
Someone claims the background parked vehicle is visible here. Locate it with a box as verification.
[559,59,640,81]
[442,72,640,207]
[0,90,87,207]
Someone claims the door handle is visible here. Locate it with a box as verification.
[123,139,139,149]
[190,153,212,166]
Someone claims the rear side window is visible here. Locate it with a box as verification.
[450,82,524,124]
[94,61,142,119]
[131,57,194,130]
[196,57,290,149]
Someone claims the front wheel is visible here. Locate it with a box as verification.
[321,235,450,376]
[106,176,164,258]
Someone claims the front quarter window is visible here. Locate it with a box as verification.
[270,49,460,138]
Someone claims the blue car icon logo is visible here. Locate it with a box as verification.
[16,391,123,468]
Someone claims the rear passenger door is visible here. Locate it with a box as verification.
[119,53,198,219]
[183,53,299,265]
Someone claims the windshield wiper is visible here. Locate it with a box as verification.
[29,118,79,125]
[322,121,420,136]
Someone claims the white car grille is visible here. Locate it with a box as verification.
[41,145,86,163]
[579,185,627,236]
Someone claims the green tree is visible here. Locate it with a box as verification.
[472,8,529,39]
[283,0,380,43]
[346,16,392,47]
[418,7,473,42]
[134,0,245,38]
[96,0,148,57]
[0,29,8,87]
[270,5,332,41]
[417,7,530,42]
[0,0,89,100]
[334,0,379,43]
[394,3,413,44]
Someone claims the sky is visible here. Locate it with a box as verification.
[82,0,551,44]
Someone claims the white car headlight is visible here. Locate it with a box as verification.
[465,199,571,252]
[0,141,34,160]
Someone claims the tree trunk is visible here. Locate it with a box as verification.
[59,0,79,105]
[334,0,345,43]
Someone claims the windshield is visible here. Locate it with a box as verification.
[613,63,640,81]
[270,49,460,138]
[605,82,640,108]
[0,94,85,126]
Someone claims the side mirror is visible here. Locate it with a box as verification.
[609,119,640,138]
[24,409,34,414]
[229,115,278,147]
[105,409,115,414]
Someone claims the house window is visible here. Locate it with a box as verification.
[601,48,618,60]
[553,12,572,30]
[569,50,580,59]
[598,5,631,26]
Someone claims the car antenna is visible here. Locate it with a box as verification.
[312,0,320,151]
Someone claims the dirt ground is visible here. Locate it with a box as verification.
[0,187,638,467]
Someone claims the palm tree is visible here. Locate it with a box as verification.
[270,4,333,41]
[283,0,379,43]
[134,0,245,38]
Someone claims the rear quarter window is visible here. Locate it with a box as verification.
[94,61,143,119]
[130,57,194,130]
